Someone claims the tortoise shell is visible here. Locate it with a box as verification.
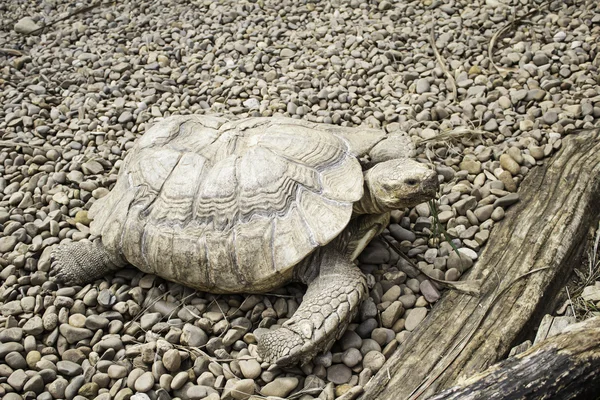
[89,115,393,292]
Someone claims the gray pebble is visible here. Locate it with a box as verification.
[405,307,428,331]
[326,364,352,384]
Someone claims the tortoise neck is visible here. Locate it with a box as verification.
[353,182,387,215]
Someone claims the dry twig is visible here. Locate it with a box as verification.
[429,21,457,103]
[27,1,106,35]
[0,48,24,56]
[488,1,551,77]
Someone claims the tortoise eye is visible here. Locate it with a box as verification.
[405,179,418,186]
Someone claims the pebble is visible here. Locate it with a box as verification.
[239,358,261,379]
[499,154,521,176]
[459,156,482,174]
[261,377,298,397]
[405,308,428,331]
[162,349,181,372]
[57,360,83,376]
[14,17,40,34]
[419,281,441,303]
[416,79,430,94]
[134,372,155,392]
[362,351,386,372]
[327,364,353,384]
[1,1,598,399]
[229,379,255,399]
[342,348,363,367]
[389,224,416,242]
[473,205,494,222]
[340,330,363,350]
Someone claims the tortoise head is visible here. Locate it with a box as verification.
[354,158,439,214]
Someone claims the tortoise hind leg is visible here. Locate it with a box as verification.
[257,249,367,366]
[50,240,126,285]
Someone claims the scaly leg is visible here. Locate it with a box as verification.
[257,249,367,366]
[50,240,126,285]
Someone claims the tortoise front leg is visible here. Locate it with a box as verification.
[50,240,126,285]
[257,249,367,366]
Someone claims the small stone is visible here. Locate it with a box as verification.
[405,307,428,331]
[23,373,44,394]
[82,161,104,175]
[532,53,550,66]
[542,111,559,125]
[57,360,83,376]
[68,314,86,328]
[134,371,155,392]
[8,369,29,391]
[118,111,133,124]
[181,324,208,347]
[162,349,181,372]
[381,285,402,303]
[261,377,298,397]
[231,379,255,400]
[359,246,390,264]
[389,224,416,242]
[0,327,23,342]
[356,318,378,338]
[453,196,477,216]
[419,280,440,303]
[264,71,278,82]
[239,358,261,379]
[0,236,18,253]
[494,193,519,208]
[107,365,128,379]
[529,146,545,160]
[398,294,417,309]
[48,378,69,399]
[23,315,44,335]
[415,79,430,94]
[553,31,567,42]
[473,205,494,222]
[445,268,461,281]
[581,286,600,302]
[85,315,109,330]
[280,48,295,58]
[459,156,482,174]
[62,349,86,364]
[342,348,363,368]
[79,382,100,398]
[499,154,521,176]
[140,312,162,330]
[171,371,189,390]
[340,330,363,350]
[475,230,490,245]
[381,301,404,328]
[186,385,212,399]
[6,352,27,369]
[326,364,352,384]
[74,210,92,225]
[14,17,40,34]
[59,324,93,344]
[362,351,386,372]
[26,351,41,368]
[371,328,395,346]
[491,207,505,221]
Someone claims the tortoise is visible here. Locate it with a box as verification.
[51,115,438,366]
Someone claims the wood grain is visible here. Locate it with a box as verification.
[361,129,600,399]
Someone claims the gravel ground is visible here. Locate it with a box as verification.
[1,0,600,399]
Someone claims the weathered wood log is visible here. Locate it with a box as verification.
[428,317,600,400]
[361,128,600,400]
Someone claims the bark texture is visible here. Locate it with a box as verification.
[429,317,600,400]
[361,129,600,399]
